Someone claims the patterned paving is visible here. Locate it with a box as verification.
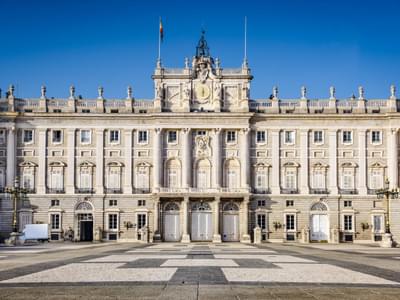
[1,243,399,285]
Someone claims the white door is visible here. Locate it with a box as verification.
[222,214,240,241]
[311,214,329,241]
[163,213,180,242]
[191,212,213,241]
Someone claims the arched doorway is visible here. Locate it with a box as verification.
[190,201,213,241]
[310,202,329,242]
[222,202,240,242]
[163,202,181,242]
[75,201,94,242]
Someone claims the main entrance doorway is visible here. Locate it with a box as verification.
[191,201,213,241]
[163,202,181,242]
[222,202,240,242]
[78,213,93,241]
[310,214,329,241]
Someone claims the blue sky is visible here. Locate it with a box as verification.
[0,0,399,99]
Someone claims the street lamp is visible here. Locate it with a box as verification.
[376,178,398,247]
[5,177,28,234]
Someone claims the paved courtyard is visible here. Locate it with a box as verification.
[0,242,399,299]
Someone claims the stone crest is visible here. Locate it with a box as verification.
[195,135,210,157]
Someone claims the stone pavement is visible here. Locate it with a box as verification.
[0,242,399,299]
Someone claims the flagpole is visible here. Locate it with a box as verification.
[244,16,247,61]
[158,17,161,61]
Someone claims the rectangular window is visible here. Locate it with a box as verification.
[370,169,383,189]
[342,131,352,144]
[51,199,60,206]
[22,170,34,190]
[312,170,325,189]
[167,169,178,187]
[80,130,91,144]
[168,131,177,143]
[108,168,120,189]
[342,169,354,189]
[138,200,146,206]
[138,130,148,143]
[373,215,383,233]
[285,169,296,189]
[286,214,295,231]
[50,169,63,189]
[257,214,266,229]
[344,215,353,231]
[227,170,237,188]
[110,130,119,143]
[257,200,266,207]
[371,131,381,144]
[226,131,236,143]
[50,214,60,230]
[137,169,149,189]
[80,169,91,189]
[108,214,118,230]
[284,131,295,144]
[256,131,266,143]
[23,130,34,143]
[109,199,117,206]
[0,130,5,144]
[344,200,352,207]
[137,214,147,229]
[313,131,323,144]
[286,200,294,207]
[52,130,62,144]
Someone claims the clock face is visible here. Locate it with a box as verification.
[195,84,210,100]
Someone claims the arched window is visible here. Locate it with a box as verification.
[164,202,179,211]
[223,202,239,211]
[165,159,181,188]
[191,201,212,211]
[311,201,328,211]
[195,159,211,188]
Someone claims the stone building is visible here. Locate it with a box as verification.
[0,33,399,244]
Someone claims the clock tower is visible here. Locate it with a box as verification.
[152,30,253,113]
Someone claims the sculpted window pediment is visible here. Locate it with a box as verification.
[107,161,124,167]
[253,162,271,170]
[19,161,37,168]
[341,162,357,168]
[49,161,66,167]
[312,162,328,169]
[283,162,300,168]
[369,162,386,169]
[79,161,95,168]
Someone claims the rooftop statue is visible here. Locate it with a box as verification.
[196,30,210,58]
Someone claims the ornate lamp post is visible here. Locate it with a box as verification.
[5,177,28,238]
[376,178,398,247]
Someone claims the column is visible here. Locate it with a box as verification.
[212,197,221,243]
[240,197,251,243]
[240,128,250,189]
[271,130,280,194]
[388,129,398,188]
[358,130,367,194]
[181,128,191,189]
[6,126,16,187]
[212,128,221,188]
[95,129,104,194]
[181,197,190,243]
[153,128,162,191]
[153,197,161,241]
[37,129,47,194]
[124,129,133,193]
[328,130,338,194]
[66,129,75,194]
[300,130,309,194]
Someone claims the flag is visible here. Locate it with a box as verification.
[159,18,164,42]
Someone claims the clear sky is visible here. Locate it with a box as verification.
[0,0,399,100]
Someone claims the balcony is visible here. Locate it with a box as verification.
[310,188,329,195]
[189,188,220,193]
[47,188,65,194]
[252,188,271,194]
[133,188,151,194]
[219,187,251,193]
[159,187,187,193]
[105,188,122,194]
[367,189,379,195]
[339,189,358,195]
[281,188,299,194]
[76,188,94,194]
[25,188,36,194]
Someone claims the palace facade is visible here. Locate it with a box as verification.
[1,33,399,244]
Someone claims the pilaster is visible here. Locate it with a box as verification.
[153,128,162,192]
[124,129,133,194]
[300,130,309,194]
[358,130,367,194]
[66,129,75,194]
[6,126,16,187]
[388,128,399,188]
[181,197,190,243]
[181,128,191,188]
[212,128,221,188]
[212,197,221,243]
[240,197,251,243]
[37,129,47,194]
[328,130,338,194]
[240,128,250,189]
[95,129,104,194]
[271,130,280,194]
